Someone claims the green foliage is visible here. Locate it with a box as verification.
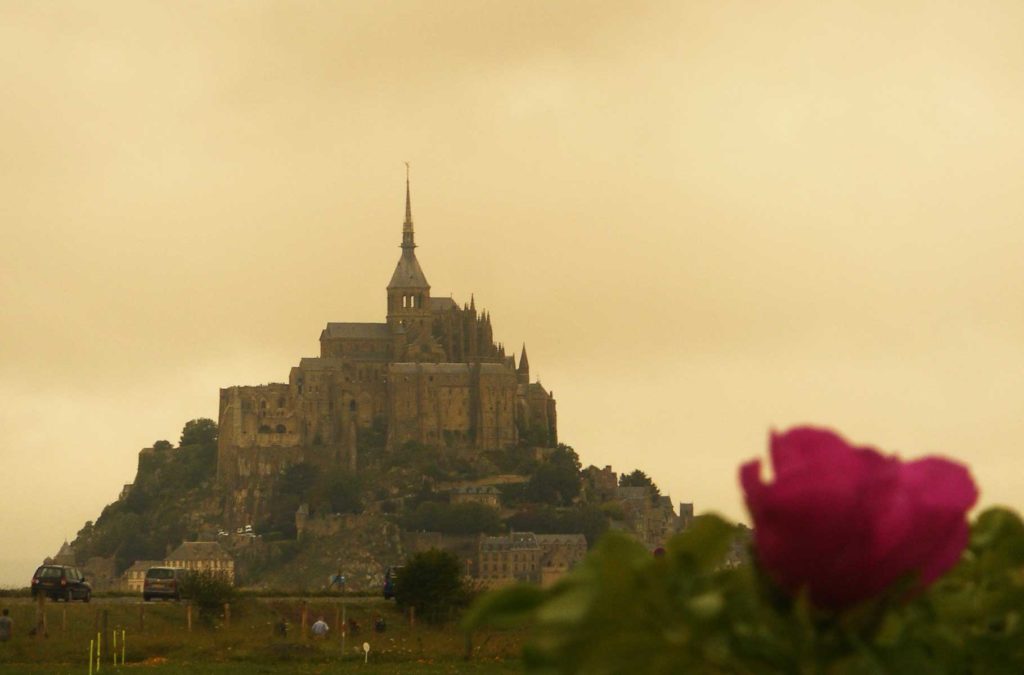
[465,509,1024,674]
[395,549,473,624]
[315,467,363,514]
[180,418,218,447]
[524,445,582,506]
[505,506,609,547]
[402,502,504,535]
[179,570,236,621]
[71,419,220,571]
[619,469,661,498]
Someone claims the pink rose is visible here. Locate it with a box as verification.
[740,427,977,609]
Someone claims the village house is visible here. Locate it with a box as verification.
[121,560,162,592]
[164,542,236,584]
[535,533,587,587]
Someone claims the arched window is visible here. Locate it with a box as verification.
[275,424,286,434]
[258,425,272,433]
[349,400,357,412]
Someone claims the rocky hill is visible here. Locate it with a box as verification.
[61,418,687,592]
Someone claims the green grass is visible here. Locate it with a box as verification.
[0,598,525,673]
[0,660,522,674]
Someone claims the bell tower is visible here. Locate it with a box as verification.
[387,165,432,331]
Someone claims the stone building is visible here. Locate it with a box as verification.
[477,532,542,587]
[535,534,587,587]
[450,485,501,508]
[165,542,235,585]
[476,532,588,588]
[121,560,162,592]
[616,486,684,550]
[217,177,557,522]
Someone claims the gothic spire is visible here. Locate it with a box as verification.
[402,161,415,250]
[387,163,429,290]
[518,343,530,373]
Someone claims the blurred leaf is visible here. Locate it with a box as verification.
[462,583,547,631]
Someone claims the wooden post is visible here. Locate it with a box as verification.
[186,603,192,632]
[341,603,347,658]
[334,606,340,639]
[34,593,46,638]
[101,610,109,646]
[409,606,415,627]
[61,606,67,635]
[138,603,144,632]
[300,602,308,640]
[224,603,231,629]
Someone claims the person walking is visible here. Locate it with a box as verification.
[311,616,329,638]
[0,609,12,643]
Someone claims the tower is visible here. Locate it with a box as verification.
[517,344,530,384]
[386,166,432,332]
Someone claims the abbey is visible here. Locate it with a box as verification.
[217,177,557,517]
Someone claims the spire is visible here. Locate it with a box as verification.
[387,163,429,291]
[518,343,530,373]
[402,161,415,250]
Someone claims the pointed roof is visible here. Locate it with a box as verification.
[518,344,530,372]
[388,165,430,289]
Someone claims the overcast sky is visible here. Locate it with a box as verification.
[2,0,1023,587]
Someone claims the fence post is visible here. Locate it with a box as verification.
[61,605,67,636]
[101,610,108,648]
[409,606,415,627]
[34,593,46,638]
[138,603,144,632]
[186,603,192,632]
[341,603,347,658]
[300,602,308,641]
[224,603,231,629]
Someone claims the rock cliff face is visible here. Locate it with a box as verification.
[239,513,405,592]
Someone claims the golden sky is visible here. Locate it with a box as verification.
[2,0,1023,585]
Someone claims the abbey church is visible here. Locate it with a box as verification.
[217,178,557,516]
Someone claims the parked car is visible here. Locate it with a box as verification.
[31,565,92,602]
[383,565,403,600]
[143,566,187,601]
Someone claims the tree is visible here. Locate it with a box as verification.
[401,502,504,535]
[312,467,363,514]
[180,570,235,623]
[395,549,472,623]
[525,446,583,506]
[180,418,218,448]
[619,469,661,497]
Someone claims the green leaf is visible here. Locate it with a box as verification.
[462,582,547,631]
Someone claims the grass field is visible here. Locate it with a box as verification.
[0,597,525,674]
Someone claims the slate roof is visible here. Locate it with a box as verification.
[166,542,233,563]
[322,323,391,340]
[123,560,163,575]
[387,251,430,289]
[429,297,458,311]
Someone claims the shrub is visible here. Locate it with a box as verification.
[394,549,472,624]
[180,571,235,622]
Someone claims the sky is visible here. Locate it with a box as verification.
[2,0,1023,587]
